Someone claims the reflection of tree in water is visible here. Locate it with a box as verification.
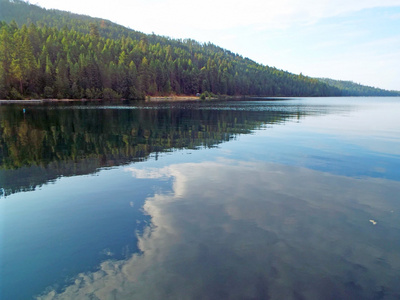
[0,103,303,196]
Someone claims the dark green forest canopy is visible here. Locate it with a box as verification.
[0,0,399,99]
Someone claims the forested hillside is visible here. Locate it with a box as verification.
[0,0,398,99]
[318,78,400,96]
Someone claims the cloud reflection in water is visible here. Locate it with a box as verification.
[38,159,400,299]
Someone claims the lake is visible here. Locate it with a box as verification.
[1,97,400,300]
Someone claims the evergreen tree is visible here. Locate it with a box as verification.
[0,0,398,99]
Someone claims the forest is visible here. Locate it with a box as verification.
[317,78,400,97]
[0,0,399,100]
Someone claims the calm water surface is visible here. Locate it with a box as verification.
[1,97,400,299]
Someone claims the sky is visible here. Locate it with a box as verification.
[28,0,400,91]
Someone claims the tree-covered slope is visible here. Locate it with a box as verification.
[0,0,150,41]
[318,78,400,96]
[0,0,397,99]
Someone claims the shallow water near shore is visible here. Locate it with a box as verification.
[1,97,400,299]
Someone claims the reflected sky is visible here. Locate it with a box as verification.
[37,159,400,299]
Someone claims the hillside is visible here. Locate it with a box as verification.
[0,0,398,99]
[318,78,400,97]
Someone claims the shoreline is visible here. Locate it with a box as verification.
[0,95,264,104]
[0,99,104,104]
[147,95,200,101]
[0,96,202,104]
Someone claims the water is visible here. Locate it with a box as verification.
[1,97,400,299]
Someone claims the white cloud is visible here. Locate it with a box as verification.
[37,159,400,299]
[124,167,171,180]
[125,166,188,198]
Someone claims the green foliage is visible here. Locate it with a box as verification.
[318,78,400,96]
[102,88,121,100]
[0,0,398,99]
[9,87,23,99]
[200,91,216,100]
[43,86,54,98]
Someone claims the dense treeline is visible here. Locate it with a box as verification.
[0,0,149,41]
[1,0,398,99]
[318,78,400,97]
[0,0,344,99]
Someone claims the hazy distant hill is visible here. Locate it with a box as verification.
[0,0,398,99]
[318,78,400,97]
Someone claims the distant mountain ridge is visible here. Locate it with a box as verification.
[317,78,400,96]
[1,0,399,99]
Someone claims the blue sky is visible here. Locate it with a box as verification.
[30,0,400,91]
